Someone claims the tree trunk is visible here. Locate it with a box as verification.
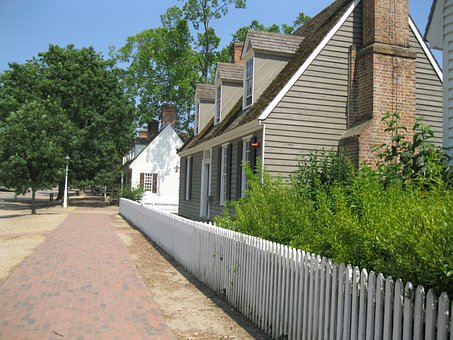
[31,188,37,215]
[57,181,64,200]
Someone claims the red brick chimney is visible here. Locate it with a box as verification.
[138,129,148,140]
[340,0,416,166]
[161,104,177,128]
[231,42,244,65]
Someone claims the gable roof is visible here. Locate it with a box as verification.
[245,30,304,55]
[216,63,243,83]
[180,0,354,153]
[128,123,182,167]
[180,0,442,154]
[195,84,216,102]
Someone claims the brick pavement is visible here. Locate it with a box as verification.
[0,210,176,340]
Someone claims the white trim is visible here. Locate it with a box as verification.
[409,17,443,82]
[243,56,255,109]
[258,0,359,121]
[242,134,254,141]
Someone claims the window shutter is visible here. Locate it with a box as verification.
[139,173,144,188]
[217,147,222,203]
[250,136,257,173]
[184,158,188,199]
[152,174,157,193]
[236,140,243,200]
[226,144,232,201]
[188,157,193,200]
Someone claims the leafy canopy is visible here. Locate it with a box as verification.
[113,7,201,131]
[0,44,136,193]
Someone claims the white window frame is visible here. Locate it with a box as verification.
[185,156,192,200]
[143,173,157,193]
[194,103,200,135]
[241,136,252,197]
[215,86,221,125]
[219,144,228,205]
[243,57,254,108]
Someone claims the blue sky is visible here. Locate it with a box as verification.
[0,0,437,72]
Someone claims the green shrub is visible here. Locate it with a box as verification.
[216,117,453,295]
[120,186,143,202]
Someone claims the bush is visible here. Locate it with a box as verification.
[120,186,143,202]
[216,116,453,296]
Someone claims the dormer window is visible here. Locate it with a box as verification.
[244,58,254,107]
[215,86,221,125]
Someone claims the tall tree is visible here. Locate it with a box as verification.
[113,7,200,131]
[181,0,246,83]
[0,45,136,200]
[0,100,69,214]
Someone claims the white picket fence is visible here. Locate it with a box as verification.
[119,198,452,340]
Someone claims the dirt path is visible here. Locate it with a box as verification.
[0,192,269,339]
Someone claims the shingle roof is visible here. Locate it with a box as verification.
[216,63,243,82]
[247,30,304,55]
[181,0,353,153]
[196,84,216,102]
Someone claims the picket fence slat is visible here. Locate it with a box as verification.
[402,283,414,340]
[392,279,403,340]
[426,289,437,340]
[358,269,368,340]
[119,199,452,340]
[437,292,449,340]
[413,286,425,340]
[383,277,394,340]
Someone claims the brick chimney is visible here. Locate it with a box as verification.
[161,104,177,128]
[147,120,159,140]
[138,129,148,140]
[340,0,417,166]
[231,42,244,65]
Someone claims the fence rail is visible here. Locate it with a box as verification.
[119,198,452,340]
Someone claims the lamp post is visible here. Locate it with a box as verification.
[63,156,70,208]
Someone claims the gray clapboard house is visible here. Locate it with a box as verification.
[425,0,453,163]
[178,0,443,221]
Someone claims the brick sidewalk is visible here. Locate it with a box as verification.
[0,210,176,339]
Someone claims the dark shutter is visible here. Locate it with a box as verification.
[139,173,145,188]
[250,136,257,173]
[217,147,222,203]
[184,158,188,199]
[226,144,232,201]
[152,174,157,193]
[236,140,243,200]
[188,156,193,200]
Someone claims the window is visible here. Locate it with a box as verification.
[244,58,254,107]
[185,156,192,200]
[241,139,251,197]
[219,145,228,204]
[215,86,221,125]
[140,173,157,193]
[194,103,200,135]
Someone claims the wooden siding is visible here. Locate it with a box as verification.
[178,152,203,220]
[209,130,263,219]
[264,4,362,178]
[221,82,242,123]
[410,29,443,146]
[198,100,214,133]
[444,0,453,158]
[254,52,292,105]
